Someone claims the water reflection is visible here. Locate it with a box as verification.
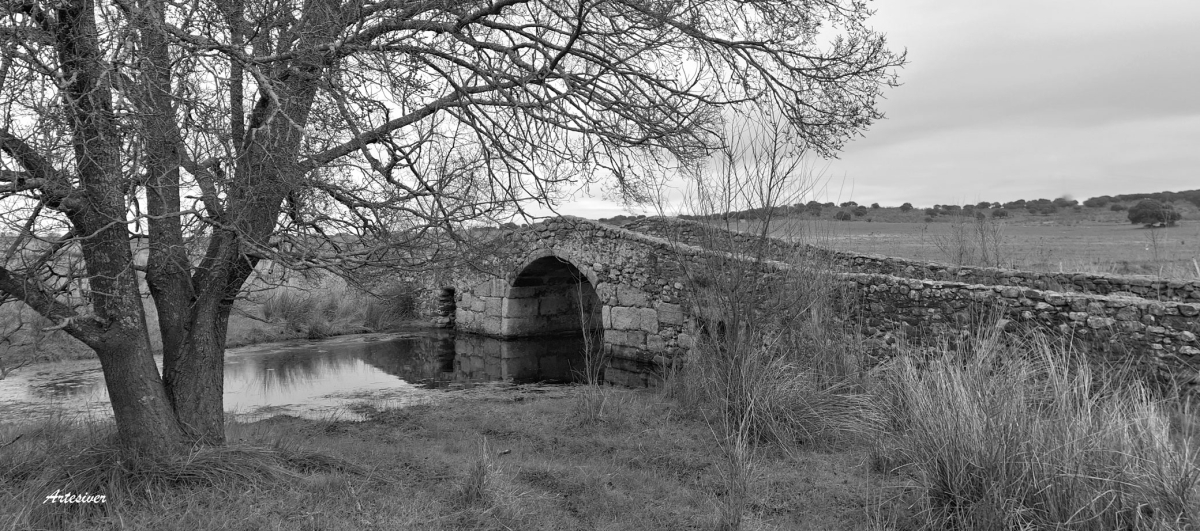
[0,330,591,422]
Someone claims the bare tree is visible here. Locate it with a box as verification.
[0,0,903,457]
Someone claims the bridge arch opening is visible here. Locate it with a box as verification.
[502,256,602,339]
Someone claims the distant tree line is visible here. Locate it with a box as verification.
[635,188,1200,224]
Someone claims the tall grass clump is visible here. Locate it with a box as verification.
[872,331,1200,530]
[659,105,880,529]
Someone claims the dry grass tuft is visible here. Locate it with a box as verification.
[871,332,1200,530]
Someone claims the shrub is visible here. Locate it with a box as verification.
[363,282,418,331]
[1110,203,1127,211]
[991,209,1008,218]
[834,211,852,221]
[1128,199,1182,226]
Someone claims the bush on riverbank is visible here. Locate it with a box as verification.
[258,278,419,339]
[0,272,425,374]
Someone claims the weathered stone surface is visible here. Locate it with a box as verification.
[657,303,685,326]
[617,285,650,307]
[607,330,647,348]
[611,306,658,333]
[502,297,539,318]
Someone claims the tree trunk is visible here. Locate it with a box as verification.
[54,0,186,456]
[162,234,254,444]
[164,311,228,444]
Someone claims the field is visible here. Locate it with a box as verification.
[720,215,1200,279]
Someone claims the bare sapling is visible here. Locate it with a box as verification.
[929,210,1009,268]
[573,268,614,424]
[659,106,879,529]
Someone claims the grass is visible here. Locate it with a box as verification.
[0,387,886,530]
[3,310,1197,530]
[869,330,1200,530]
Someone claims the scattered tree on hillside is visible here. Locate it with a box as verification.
[899,202,914,212]
[975,201,991,210]
[0,0,904,456]
[1127,200,1181,227]
[853,206,868,217]
[991,209,1009,218]
[870,203,881,209]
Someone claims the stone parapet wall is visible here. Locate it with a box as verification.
[845,273,1200,382]
[624,217,1200,301]
[620,216,1200,389]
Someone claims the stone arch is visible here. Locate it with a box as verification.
[501,253,603,339]
[508,248,601,290]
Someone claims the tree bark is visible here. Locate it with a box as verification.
[55,0,186,456]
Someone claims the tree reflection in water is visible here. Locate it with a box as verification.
[2,330,593,421]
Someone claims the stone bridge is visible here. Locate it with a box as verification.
[441,216,1200,390]
[449,217,700,386]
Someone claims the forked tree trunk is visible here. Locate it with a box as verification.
[52,0,186,457]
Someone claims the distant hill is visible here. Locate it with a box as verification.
[605,189,1200,224]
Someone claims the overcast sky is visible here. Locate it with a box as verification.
[554,0,1200,218]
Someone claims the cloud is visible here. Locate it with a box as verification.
[824,0,1200,206]
[555,0,1200,217]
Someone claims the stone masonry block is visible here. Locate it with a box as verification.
[508,286,540,299]
[607,330,647,348]
[617,285,650,307]
[483,296,502,316]
[611,306,659,333]
[503,297,539,317]
[657,303,685,326]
